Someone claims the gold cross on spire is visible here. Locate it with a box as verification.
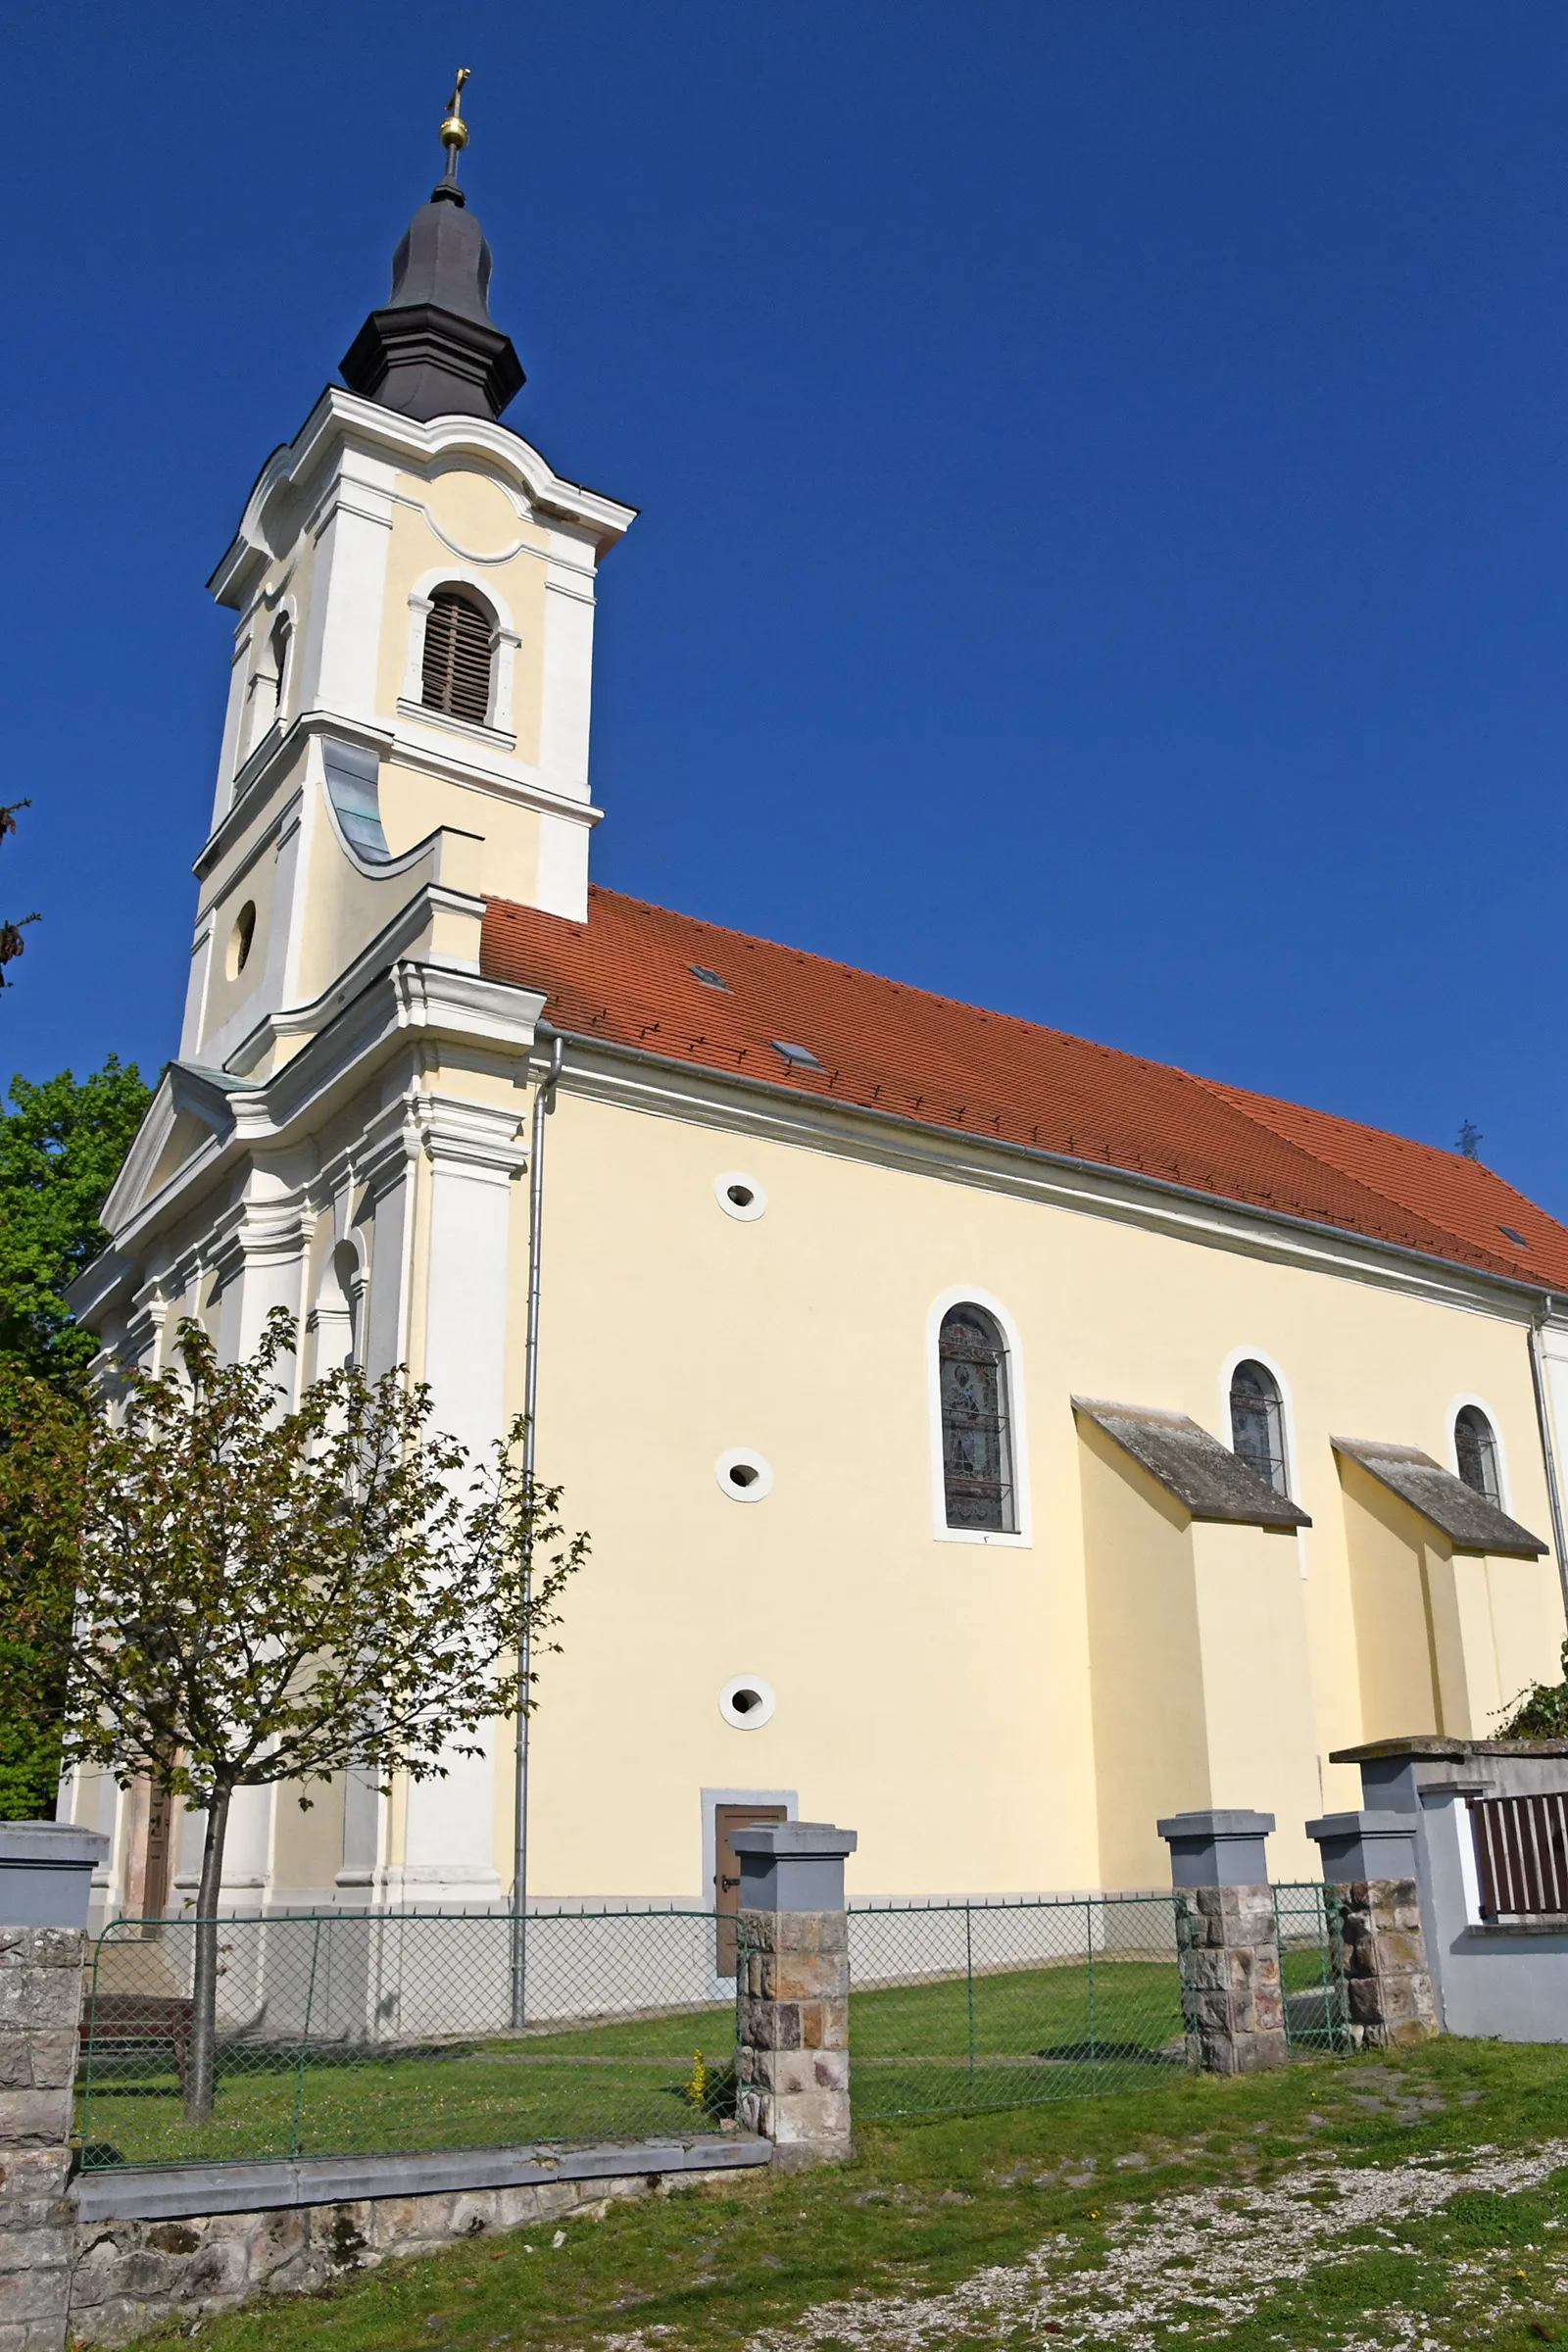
[440,68,471,160]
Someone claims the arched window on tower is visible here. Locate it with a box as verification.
[1454,1404,1501,1504]
[939,1303,1016,1532]
[1230,1359,1289,1496]
[420,587,494,724]
[269,611,292,721]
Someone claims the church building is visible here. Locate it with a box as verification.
[65,95,1568,1929]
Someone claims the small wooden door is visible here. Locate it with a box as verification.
[714,1802,787,1977]
[143,1786,173,1920]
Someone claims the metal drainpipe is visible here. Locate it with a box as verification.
[511,1031,564,2030]
[1527,1295,1568,1623]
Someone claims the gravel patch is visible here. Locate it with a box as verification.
[600,2138,1568,2350]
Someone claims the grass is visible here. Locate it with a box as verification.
[122,2036,1568,2350]
[81,1950,1214,2168]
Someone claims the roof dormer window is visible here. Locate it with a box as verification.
[420,587,493,724]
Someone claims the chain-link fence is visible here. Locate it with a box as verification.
[77,1912,742,2173]
[79,1885,1355,2165]
[1274,1881,1351,2054]
[846,1894,1190,2117]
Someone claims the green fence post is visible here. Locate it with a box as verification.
[77,1923,106,2158]
[964,1905,975,2082]
[1086,1901,1097,2063]
[287,1918,324,2160]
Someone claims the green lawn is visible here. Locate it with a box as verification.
[122,2036,1568,2351]
[80,1929,1359,2172]
[80,1952,1208,2167]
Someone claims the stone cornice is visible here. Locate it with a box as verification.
[544,1026,1559,1328]
[195,709,600,889]
[412,1092,528,1179]
[69,964,546,1324]
[209,388,638,611]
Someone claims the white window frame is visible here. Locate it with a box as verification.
[400,564,520,735]
[1446,1392,1512,1511]
[926,1284,1032,1547]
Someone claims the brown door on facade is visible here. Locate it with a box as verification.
[713,1803,787,1977]
[143,1786,173,1920]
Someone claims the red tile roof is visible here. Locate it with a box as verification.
[480,886,1568,1293]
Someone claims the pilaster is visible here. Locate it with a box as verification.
[398,1095,528,1907]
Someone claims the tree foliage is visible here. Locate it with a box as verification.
[0,1059,152,1388]
[0,1056,151,1815]
[1498,1642,1568,1738]
[0,1310,588,2119]
[0,800,38,990]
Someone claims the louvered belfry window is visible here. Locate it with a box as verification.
[939,1304,1016,1532]
[421,588,493,724]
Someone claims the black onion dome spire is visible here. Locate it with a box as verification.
[341,70,525,424]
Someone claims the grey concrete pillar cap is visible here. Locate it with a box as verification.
[0,1823,110,1868]
[732,1821,857,1913]
[1305,1811,1419,1840]
[1157,1809,1276,1889]
[0,1821,111,1931]
[729,1823,858,1859]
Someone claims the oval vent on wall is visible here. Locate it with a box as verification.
[719,1675,776,1729]
[715,1447,772,1501]
[715,1171,766,1221]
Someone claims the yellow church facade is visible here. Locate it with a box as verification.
[64,118,1568,1926]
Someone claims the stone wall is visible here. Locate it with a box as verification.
[1336,1877,1439,2049]
[69,2162,742,2349]
[736,1906,851,2164]
[0,1927,87,2352]
[1174,1885,1289,2074]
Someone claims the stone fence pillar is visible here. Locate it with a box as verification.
[1157,1809,1288,2075]
[732,1821,855,2168]
[1306,1811,1437,2049]
[0,1823,108,2352]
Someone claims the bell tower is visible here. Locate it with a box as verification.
[180,75,635,1080]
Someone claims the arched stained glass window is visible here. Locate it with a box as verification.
[1455,1405,1500,1504]
[1230,1359,1289,1496]
[939,1304,1015,1532]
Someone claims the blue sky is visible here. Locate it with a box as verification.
[6,5,1568,1210]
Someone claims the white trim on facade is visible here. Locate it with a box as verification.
[925,1283,1033,1549]
[546,1031,1554,1329]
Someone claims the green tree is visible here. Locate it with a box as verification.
[0,1310,587,2124]
[0,799,39,991]
[1499,1643,1568,1737]
[0,1056,151,1815]
[0,1059,152,1387]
